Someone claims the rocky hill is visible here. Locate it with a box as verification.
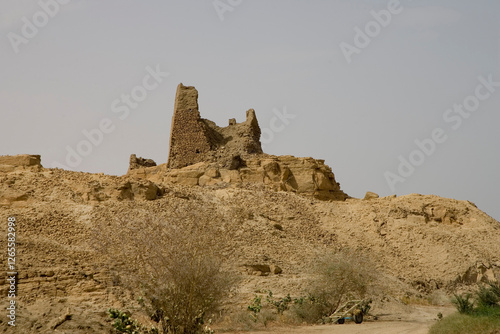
[1,85,499,333]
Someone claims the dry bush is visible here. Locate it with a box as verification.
[287,301,324,324]
[94,205,236,334]
[304,249,379,318]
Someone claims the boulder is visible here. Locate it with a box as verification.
[364,191,379,200]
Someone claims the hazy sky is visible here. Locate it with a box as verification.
[1,0,499,220]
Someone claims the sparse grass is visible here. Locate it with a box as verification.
[429,310,500,334]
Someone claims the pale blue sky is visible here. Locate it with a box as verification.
[1,0,499,220]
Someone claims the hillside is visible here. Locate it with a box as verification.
[0,155,499,333]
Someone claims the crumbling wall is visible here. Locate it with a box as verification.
[167,84,213,168]
[167,83,263,169]
[129,154,156,170]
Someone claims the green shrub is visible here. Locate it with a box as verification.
[429,312,500,334]
[476,283,500,309]
[452,293,474,314]
[266,291,293,315]
[247,295,263,322]
[488,282,500,299]
[108,309,158,334]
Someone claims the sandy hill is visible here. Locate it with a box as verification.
[0,154,499,333]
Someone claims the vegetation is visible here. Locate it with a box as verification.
[96,208,235,334]
[266,291,293,315]
[240,250,378,326]
[429,310,500,334]
[451,293,474,314]
[430,282,500,334]
[303,249,378,318]
[108,309,158,334]
[247,295,263,322]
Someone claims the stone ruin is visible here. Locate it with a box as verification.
[128,83,348,201]
[129,154,157,171]
[167,83,263,169]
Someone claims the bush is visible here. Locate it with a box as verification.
[266,291,293,315]
[306,249,377,317]
[289,299,324,324]
[95,208,235,334]
[108,309,158,334]
[477,285,500,308]
[452,293,474,314]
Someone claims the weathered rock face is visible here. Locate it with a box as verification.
[167,83,263,169]
[0,154,41,172]
[128,155,348,200]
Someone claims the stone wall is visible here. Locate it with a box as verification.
[167,84,213,168]
[167,83,263,169]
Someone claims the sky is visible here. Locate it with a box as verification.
[1,0,499,221]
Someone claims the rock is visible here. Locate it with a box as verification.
[199,175,218,186]
[270,265,283,275]
[364,191,379,200]
[0,190,29,206]
[459,263,498,284]
[116,182,134,200]
[130,181,159,200]
[0,154,42,169]
[205,167,220,178]
[244,264,271,276]
[226,155,243,170]
[129,154,157,170]
[220,170,241,183]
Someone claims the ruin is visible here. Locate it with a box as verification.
[167,83,263,169]
[125,83,349,200]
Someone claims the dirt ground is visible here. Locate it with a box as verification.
[222,306,454,334]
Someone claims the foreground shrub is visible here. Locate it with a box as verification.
[95,207,235,334]
[436,283,500,334]
[429,311,500,334]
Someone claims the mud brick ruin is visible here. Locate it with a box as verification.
[167,83,263,169]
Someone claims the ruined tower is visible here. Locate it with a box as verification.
[167,83,263,169]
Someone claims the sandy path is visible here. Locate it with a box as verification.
[223,321,431,334]
[230,321,432,334]
[221,305,453,334]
